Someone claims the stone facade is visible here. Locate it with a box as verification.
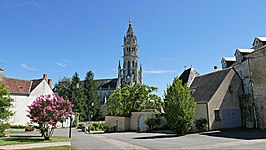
[221,37,266,129]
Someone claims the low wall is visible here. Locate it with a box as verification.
[105,116,130,132]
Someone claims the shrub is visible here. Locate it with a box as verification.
[10,125,26,129]
[0,122,5,137]
[90,122,105,131]
[145,116,160,131]
[194,118,208,131]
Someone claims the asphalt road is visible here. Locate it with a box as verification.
[70,128,266,149]
[8,128,266,149]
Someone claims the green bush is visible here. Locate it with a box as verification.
[10,125,26,129]
[90,122,105,131]
[0,122,6,137]
[145,116,160,131]
[194,118,208,131]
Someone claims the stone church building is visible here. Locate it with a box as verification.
[95,18,142,103]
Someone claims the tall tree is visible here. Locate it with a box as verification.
[83,71,100,121]
[53,76,72,100]
[71,72,86,121]
[107,84,163,117]
[164,77,196,135]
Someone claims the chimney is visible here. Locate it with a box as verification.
[43,74,47,80]
[0,68,3,81]
[213,66,219,72]
[48,79,52,88]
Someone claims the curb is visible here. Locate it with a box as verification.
[0,142,71,150]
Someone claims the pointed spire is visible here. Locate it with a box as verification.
[118,60,121,68]
[129,16,132,26]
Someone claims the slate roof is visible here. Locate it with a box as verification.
[94,78,118,90]
[30,79,43,92]
[179,68,200,86]
[222,57,236,62]
[2,77,32,95]
[190,68,231,104]
[236,48,254,54]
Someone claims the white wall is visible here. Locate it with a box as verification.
[9,80,54,126]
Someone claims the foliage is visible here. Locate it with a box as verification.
[0,122,6,137]
[10,125,26,129]
[145,115,161,131]
[54,71,102,121]
[83,71,101,121]
[107,84,163,117]
[0,82,13,137]
[194,118,208,131]
[71,72,87,121]
[53,76,72,100]
[0,82,13,120]
[164,77,196,135]
[90,122,105,131]
[27,94,73,140]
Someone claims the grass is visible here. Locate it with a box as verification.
[21,145,75,150]
[4,129,26,134]
[0,136,71,146]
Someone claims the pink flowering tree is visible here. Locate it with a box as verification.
[27,94,73,140]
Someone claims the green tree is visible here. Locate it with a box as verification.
[107,84,163,117]
[83,71,100,121]
[164,77,196,135]
[71,72,87,121]
[53,76,72,100]
[0,82,13,137]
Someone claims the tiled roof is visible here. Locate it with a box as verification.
[94,78,118,90]
[2,77,32,95]
[190,68,231,103]
[1,77,46,95]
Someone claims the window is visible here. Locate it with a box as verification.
[214,110,221,121]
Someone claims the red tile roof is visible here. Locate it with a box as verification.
[2,77,32,95]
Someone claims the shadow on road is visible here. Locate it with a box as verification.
[201,128,266,140]
[134,134,179,139]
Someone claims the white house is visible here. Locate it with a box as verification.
[0,70,54,126]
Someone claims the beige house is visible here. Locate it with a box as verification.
[0,70,54,126]
[190,68,243,130]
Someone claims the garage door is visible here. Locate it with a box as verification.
[223,109,241,128]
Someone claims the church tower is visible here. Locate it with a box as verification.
[120,17,142,87]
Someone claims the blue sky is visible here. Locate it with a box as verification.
[0,0,265,97]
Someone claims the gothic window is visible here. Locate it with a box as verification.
[132,61,134,68]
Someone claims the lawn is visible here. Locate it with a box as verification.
[21,145,75,150]
[0,136,71,146]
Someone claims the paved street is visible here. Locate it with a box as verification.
[70,128,266,149]
[4,128,266,149]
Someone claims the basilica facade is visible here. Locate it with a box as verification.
[95,18,142,103]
